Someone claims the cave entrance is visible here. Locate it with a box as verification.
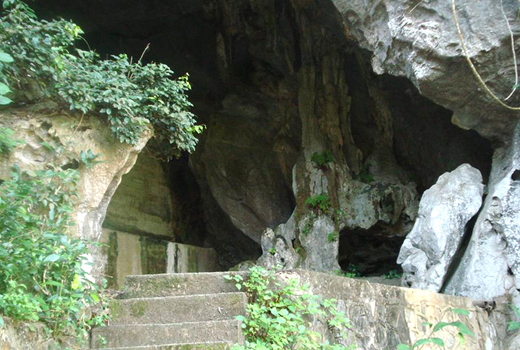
[101,151,218,288]
[338,226,404,278]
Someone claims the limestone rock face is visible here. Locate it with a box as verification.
[397,164,484,292]
[332,0,520,141]
[35,0,496,273]
[444,126,520,303]
[0,106,151,276]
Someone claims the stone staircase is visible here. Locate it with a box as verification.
[90,272,247,349]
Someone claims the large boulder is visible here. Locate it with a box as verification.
[444,126,520,304]
[397,164,484,291]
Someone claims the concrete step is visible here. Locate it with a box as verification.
[109,293,247,325]
[91,320,244,349]
[121,272,246,299]
[101,344,229,350]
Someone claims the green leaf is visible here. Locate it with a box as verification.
[397,344,411,350]
[430,338,445,347]
[89,292,99,303]
[451,321,475,337]
[451,308,470,316]
[0,316,3,328]
[44,254,60,263]
[0,95,12,105]
[412,339,434,348]
[235,283,242,290]
[0,82,10,94]
[508,322,520,331]
[432,321,450,333]
[0,52,13,63]
[71,274,81,290]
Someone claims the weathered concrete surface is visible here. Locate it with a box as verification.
[101,343,230,350]
[109,293,246,325]
[289,269,508,349]
[332,0,520,141]
[398,164,484,292]
[444,124,520,305]
[0,106,152,280]
[111,270,510,349]
[104,154,174,239]
[121,272,247,299]
[101,229,219,288]
[91,320,244,348]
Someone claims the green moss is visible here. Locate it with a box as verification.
[129,300,147,317]
[187,246,198,272]
[106,231,118,288]
[139,236,168,274]
[108,300,123,319]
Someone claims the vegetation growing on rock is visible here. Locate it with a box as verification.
[226,266,353,349]
[0,0,203,344]
[0,0,202,160]
[0,167,109,342]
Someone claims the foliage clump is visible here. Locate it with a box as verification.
[311,151,334,169]
[509,305,520,332]
[0,127,21,154]
[0,1,202,160]
[226,266,353,349]
[0,167,108,342]
[305,194,331,213]
[397,308,474,350]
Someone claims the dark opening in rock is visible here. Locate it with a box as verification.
[338,225,405,276]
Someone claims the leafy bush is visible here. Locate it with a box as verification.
[384,269,402,280]
[305,194,331,213]
[311,151,334,169]
[334,264,361,279]
[0,49,13,105]
[509,305,520,332]
[328,231,339,243]
[0,127,22,154]
[226,266,353,349]
[397,308,474,350]
[357,164,374,184]
[0,1,202,160]
[0,167,108,342]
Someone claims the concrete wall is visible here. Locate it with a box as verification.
[286,269,511,349]
[101,229,218,288]
[103,155,174,239]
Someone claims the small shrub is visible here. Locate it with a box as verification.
[225,266,353,349]
[334,270,357,278]
[508,305,520,332]
[335,264,361,278]
[397,308,474,350]
[305,194,331,213]
[328,231,339,243]
[384,269,402,280]
[357,164,374,184]
[311,151,334,169]
[79,149,102,168]
[0,127,22,154]
[0,167,109,343]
